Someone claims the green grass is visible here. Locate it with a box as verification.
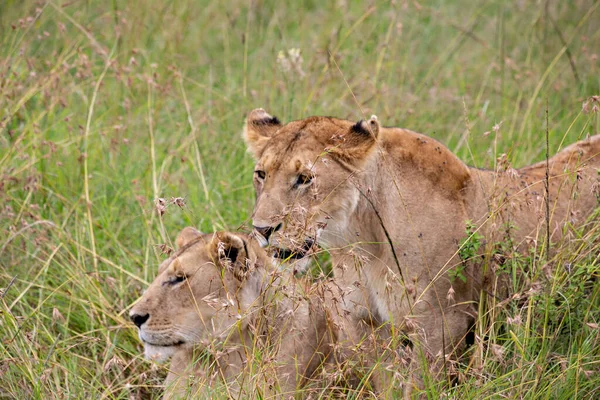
[1,0,599,398]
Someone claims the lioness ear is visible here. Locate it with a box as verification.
[346,115,379,149]
[331,115,380,160]
[176,227,203,248]
[209,232,250,280]
[243,108,282,159]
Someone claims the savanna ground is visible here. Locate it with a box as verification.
[1,0,600,398]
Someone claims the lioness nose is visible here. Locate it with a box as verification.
[253,223,282,241]
[130,313,150,328]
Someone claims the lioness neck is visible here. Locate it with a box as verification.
[349,127,474,243]
[239,260,297,325]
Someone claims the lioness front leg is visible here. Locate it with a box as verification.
[403,301,475,396]
[325,282,402,395]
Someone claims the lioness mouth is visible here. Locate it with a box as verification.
[274,239,315,260]
[144,340,185,347]
[274,248,306,260]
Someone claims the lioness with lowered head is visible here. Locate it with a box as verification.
[129,227,336,398]
[243,108,600,392]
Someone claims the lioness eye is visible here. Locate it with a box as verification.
[295,173,313,187]
[255,170,266,180]
[167,275,186,285]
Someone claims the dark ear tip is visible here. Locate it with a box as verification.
[350,119,366,135]
[252,116,281,127]
[246,108,281,127]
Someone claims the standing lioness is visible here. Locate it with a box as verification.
[243,109,600,391]
[129,228,336,398]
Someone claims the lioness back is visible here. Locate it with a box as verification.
[469,134,600,252]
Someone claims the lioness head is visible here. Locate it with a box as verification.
[129,228,270,362]
[244,108,380,255]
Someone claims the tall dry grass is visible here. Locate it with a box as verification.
[1,0,599,398]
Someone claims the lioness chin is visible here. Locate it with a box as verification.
[243,108,600,393]
[129,228,339,399]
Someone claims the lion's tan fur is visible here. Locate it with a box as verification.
[130,228,335,398]
[244,110,600,391]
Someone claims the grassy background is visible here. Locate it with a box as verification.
[1,0,599,398]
